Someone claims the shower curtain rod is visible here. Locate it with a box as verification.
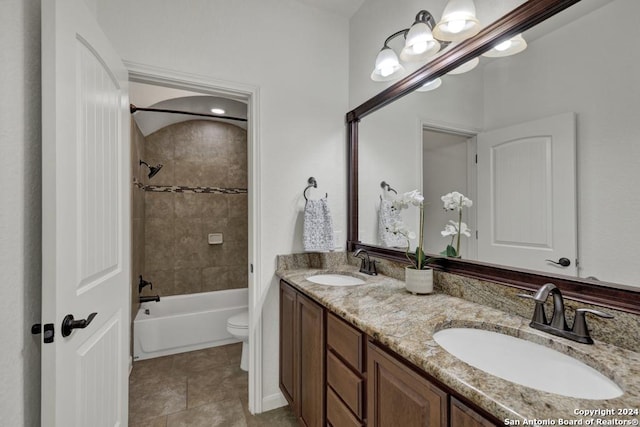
[129,104,248,122]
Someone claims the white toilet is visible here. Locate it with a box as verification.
[226,311,249,371]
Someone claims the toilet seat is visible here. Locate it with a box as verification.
[227,311,248,329]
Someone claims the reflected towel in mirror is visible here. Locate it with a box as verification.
[378,198,407,248]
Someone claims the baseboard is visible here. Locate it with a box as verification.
[261,392,288,412]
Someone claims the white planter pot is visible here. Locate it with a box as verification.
[404,267,434,295]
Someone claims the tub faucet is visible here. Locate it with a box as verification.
[519,283,613,344]
[138,275,153,293]
[139,295,160,303]
[353,249,377,275]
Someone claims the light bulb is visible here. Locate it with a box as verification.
[495,40,512,52]
[447,19,466,34]
[210,108,225,114]
[380,65,394,77]
[412,41,429,54]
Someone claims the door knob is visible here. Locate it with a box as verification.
[61,312,97,337]
[545,257,571,267]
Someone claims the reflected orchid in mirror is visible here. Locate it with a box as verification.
[441,220,471,238]
[440,192,473,258]
[392,189,424,209]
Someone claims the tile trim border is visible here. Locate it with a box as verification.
[133,178,247,194]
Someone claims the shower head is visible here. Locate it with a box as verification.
[139,160,163,179]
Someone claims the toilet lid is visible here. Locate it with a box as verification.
[228,311,248,329]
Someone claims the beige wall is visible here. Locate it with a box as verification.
[143,120,248,297]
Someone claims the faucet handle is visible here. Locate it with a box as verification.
[518,293,548,325]
[571,308,614,344]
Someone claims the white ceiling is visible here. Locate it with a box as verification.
[130,82,247,136]
[294,0,365,18]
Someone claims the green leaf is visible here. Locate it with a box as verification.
[414,247,428,269]
[441,245,458,257]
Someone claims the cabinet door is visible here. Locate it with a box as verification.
[279,281,297,409]
[368,342,447,427]
[450,398,495,427]
[297,292,325,427]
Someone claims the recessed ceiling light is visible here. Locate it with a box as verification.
[210,108,225,114]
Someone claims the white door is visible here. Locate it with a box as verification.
[41,0,130,425]
[477,113,577,275]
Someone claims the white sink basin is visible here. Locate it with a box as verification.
[433,328,623,400]
[306,274,366,286]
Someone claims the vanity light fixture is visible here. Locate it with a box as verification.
[371,37,406,82]
[415,78,442,92]
[432,0,481,42]
[400,10,441,62]
[371,5,479,84]
[210,108,225,114]
[447,57,480,75]
[482,34,528,57]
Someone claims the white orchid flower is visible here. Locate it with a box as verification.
[441,191,473,211]
[441,223,457,237]
[458,221,471,237]
[441,220,471,237]
[392,190,424,210]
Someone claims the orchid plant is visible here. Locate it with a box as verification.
[440,191,473,258]
[387,190,434,270]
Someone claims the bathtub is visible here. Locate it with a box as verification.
[133,288,248,361]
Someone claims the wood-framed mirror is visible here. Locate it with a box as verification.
[346,0,640,314]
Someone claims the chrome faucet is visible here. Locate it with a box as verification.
[519,283,613,344]
[353,249,378,275]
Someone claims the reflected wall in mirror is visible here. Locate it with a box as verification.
[353,0,640,289]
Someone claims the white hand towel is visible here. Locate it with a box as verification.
[378,198,407,248]
[303,198,335,252]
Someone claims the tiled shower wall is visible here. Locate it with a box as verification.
[143,120,248,296]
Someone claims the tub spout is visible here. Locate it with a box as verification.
[140,295,160,303]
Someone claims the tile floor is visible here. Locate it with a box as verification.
[129,343,298,427]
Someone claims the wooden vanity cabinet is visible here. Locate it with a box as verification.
[279,280,498,427]
[279,281,325,427]
[368,341,447,427]
[450,398,496,427]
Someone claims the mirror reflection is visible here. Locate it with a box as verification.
[358,0,640,289]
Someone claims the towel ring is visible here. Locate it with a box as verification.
[380,181,398,194]
[304,177,327,201]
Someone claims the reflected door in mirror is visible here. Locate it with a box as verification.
[477,112,577,275]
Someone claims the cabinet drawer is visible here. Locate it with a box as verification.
[327,386,362,427]
[327,312,364,372]
[327,350,363,418]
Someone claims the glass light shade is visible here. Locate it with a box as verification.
[482,34,527,57]
[415,78,442,92]
[400,22,441,62]
[371,47,405,82]
[447,57,479,75]
[210,108,225,114]
[433,0,481,42]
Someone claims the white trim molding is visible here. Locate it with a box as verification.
[262,392,288,413]
[124,61,264,414]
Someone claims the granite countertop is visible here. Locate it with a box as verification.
[276,264,640,424]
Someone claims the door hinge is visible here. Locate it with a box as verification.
[250,263,254,273]
[475,154,478,164]
[476,230,478,239]
[32,323,55,343]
